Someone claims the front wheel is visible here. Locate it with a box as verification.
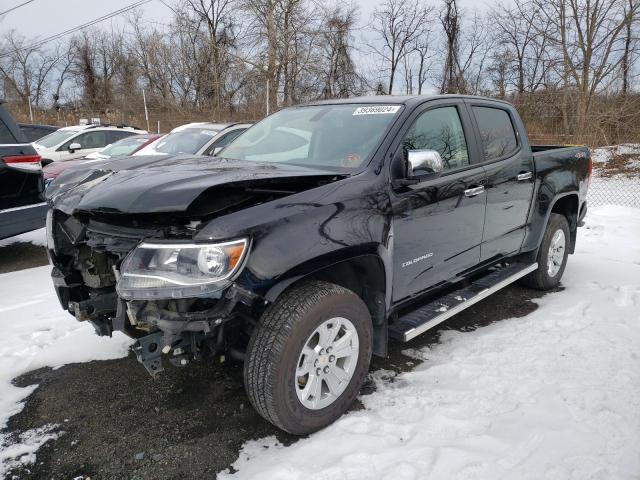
[520,213,570,290]
[244,281,373,435]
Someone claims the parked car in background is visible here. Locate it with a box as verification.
[43,134,161,184]
[0,102,45,239]
[33,124,147,164]
[134,122,251,157]
[18,123,58,142]
[84,133,161,160]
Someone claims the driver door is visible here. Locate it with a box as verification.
[391,102,487,302]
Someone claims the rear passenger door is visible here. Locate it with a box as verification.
[467,101,535,261]
[58,130,109,159]
[391,101,487,301]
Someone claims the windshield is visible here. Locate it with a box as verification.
[221,104,401,169]
[99,136,151,157]
[36,129,79,148]
[137,128,219,155]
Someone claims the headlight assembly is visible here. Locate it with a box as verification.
[116,238,248,300]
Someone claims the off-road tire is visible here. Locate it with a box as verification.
[520,213,570,290]
[244,280,373,435]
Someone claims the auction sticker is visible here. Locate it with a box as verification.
[353,105,401,115]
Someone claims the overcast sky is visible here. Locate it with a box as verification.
[1,0,494,39]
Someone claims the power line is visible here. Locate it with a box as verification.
[0,0,35,17]
[0,0,153,59]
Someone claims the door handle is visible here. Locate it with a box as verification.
[464,186,485,197]
[517,172,533,181]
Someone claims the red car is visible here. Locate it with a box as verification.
[43,133,161,184]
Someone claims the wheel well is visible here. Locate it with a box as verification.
[281,256,388,357]
[551,194,579,252]
[304,256,386,325]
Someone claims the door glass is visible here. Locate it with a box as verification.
[472,107,518,161]
[205,129,245,155]
[106,131,133,143]
[60,131,107,150]
[0,119,16,143]
[402,106,470,170]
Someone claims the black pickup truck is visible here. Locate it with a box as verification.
[46,95,590,434]
[0,101,46,239]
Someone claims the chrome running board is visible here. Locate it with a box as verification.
[389,262,538,342]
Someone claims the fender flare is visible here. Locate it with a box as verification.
[526,191,580,258]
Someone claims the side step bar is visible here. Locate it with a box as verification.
[389,262,538,342]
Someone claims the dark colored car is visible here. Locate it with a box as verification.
[43,134,161,183]
[19,123,58,142]
[0,102,45,239]
[46,95,591,434]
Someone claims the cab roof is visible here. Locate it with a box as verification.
[57,124,145,132]
[302,94,514,108]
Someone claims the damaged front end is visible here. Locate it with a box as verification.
[46,157,344,375]
[48,209,260,375]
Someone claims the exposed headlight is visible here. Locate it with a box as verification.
[116,239,248,300]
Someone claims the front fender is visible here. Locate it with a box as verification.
[197,172,393,305]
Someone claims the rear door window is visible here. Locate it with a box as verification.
[106,130,134,144]
[0,118,16,143]
[472,107,518,161]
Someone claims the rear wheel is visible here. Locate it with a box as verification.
[520,213,570,290]
[244,281,373,435]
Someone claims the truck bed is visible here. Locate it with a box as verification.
[531,144,588,155]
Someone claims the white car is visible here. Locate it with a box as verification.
[133,122,252,157]
[33,124,147,163]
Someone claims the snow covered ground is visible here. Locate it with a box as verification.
[220,205,640,480]
[0,265,132,476]
[0,206,639,478]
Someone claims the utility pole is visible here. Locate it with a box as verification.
[142,89,150,132]
[266,78,270,116]
[28,95,33,123]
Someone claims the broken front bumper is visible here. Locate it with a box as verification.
[48,210,259,376]
[53,264,257,375]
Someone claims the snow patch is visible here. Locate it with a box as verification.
[0,266,133,476]
[0,228,47,248]
[0,425,62,474]
[220,206,640,480]
[591,143,640,163]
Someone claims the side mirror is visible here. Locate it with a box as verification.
[407,149,444,178]
[213,146,223,156]
[68,142,81,153]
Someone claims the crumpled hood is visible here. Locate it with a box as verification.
[47,155,340,215]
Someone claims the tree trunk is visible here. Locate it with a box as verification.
[266,0,278,113]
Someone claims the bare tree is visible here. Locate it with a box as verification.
[492,0,555,97]
[186,0,240,109]
[412,33,436,95]
[322,5,361,98]
[244,0,279,113]
[440,0,461,93]
[620,0,638,96]
[0,30,62,107]
[456,12,494,95]
[370,0,432,95]
[535,0,640,132]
